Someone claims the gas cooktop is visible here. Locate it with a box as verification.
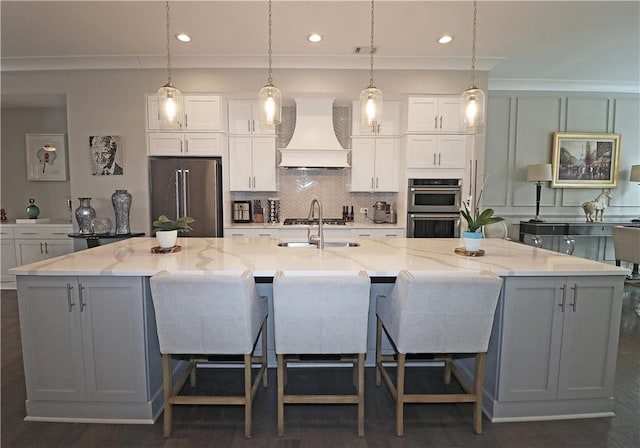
[283,218,346,225]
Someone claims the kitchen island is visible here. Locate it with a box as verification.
[12,237,627,424]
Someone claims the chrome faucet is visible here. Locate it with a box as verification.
[307,198,324,249]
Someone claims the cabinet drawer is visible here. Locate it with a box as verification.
[15,226,72,239]
[352,229,404,238]
[225,228,278,238]
[0,226,15,238]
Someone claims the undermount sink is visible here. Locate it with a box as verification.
[277,241,360,248]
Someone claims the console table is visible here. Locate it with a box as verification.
[519,221,640,262]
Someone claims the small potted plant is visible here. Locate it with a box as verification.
[152,215,194,248]
[460,190,503,252]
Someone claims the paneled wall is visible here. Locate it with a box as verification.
[484,92,640,225]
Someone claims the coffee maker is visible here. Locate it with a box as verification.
[372,201,391,223]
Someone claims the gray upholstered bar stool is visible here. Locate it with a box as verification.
[149,271,268,438]
[375,270,502,436]
[272,271,371,437]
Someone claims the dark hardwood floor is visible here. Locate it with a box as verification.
[2,285,639,448]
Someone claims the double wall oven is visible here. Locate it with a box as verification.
[407,178,462,238]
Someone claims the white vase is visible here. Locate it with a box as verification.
[156,230,178,249]
[463,230,483,252]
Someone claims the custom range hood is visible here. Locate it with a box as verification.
[279,97,350,169]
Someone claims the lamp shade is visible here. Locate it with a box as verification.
[527,163,553,182]
[630,165,640,182]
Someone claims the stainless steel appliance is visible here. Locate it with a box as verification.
[407,178,461,238]
[372,201,391,224]
[150,157,223,237]
[232,201,251,223]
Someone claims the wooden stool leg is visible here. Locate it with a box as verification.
[244,354,252,438]
[261,320,268,387]
[396,353,406,437]
[473,353,486,434]
[277,354,285,437]
[376,318,383,386]
[162,354,173,438]
[357,353,365,437]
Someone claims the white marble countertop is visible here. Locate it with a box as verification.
[10,237,628,278]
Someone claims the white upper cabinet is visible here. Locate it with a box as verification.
[407,96,462,133]
[147,94,223,131]
[147,133,224,156]
[229,136,277,191]
[406,134,467,169]
[350,137,399,192]
[352,101,400,136]
[228,100,276,135]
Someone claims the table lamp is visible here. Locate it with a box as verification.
[527,163,553,222]
[631,165,640,222]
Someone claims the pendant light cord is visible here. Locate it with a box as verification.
[165,0,173,85]
[267,0,273,86]
[470,0,477,88]
[369,0,375,88]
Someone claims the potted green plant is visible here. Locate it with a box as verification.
[152,215,194,248]
[460,190,503,252]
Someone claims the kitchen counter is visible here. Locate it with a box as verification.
[13,237,627,424]
[11,236,626,278]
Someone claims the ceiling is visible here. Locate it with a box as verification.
[1,0,639,94]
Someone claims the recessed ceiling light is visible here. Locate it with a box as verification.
[176,33,191,43]
[438,35,454,44]
[308,33,322,43]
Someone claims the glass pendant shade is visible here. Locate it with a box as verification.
[461,86,485,132]
[360,86,383,127]
[258,84,282,126]
[157,83,183,126]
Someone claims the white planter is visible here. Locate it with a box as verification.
[463,230,483,252]
[156,230,178,249]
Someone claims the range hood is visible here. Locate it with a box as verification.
[279,97,350,169]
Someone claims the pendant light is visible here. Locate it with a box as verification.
[157,0,183,127]
[461,0,485,133]
[258,0,282,126]
[360,0,383,129]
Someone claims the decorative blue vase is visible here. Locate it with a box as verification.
[26,198,40,219]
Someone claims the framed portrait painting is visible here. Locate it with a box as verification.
[90,135,123,176]
[25,133,68,181]
[551,132,620,188]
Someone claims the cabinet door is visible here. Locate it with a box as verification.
[148,133,184,156]
[1,237,17,281]
[373,139,399,192]
[229,137,254,191]
[146,95,181,131]
[43,239,74,259]
[251,137,277,191]
[499,277,565,402]
[17,277,86,401]
[184,95,222,130]
[556,278,622,400]
[80,277,148,402]
[407,97,439,132]
[15,240,49,265]
[350,138,376,192]
[352,101,400,136]
[184,133,223,156]
[437,135,467,169]
[228,101,254,135]
[438,97,462,132]
[406,135,438,168]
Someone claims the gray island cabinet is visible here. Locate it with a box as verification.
[12,237,628,423]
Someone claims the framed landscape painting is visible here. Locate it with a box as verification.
[551,132,620,188]
[25,133,68,181]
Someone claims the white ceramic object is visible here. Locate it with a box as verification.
[463,231,483,252]
[156,230,178,249]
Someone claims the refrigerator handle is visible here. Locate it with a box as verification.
[175,169,181,219]
[182,169,189,218]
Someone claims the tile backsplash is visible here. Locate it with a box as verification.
[231,169,398,223]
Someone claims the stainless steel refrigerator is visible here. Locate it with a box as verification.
[149,157,223,237]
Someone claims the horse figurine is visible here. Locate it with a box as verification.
[582,191,613,222]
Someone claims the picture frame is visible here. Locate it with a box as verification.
[551,132,620,188]
[25,133,68,181]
